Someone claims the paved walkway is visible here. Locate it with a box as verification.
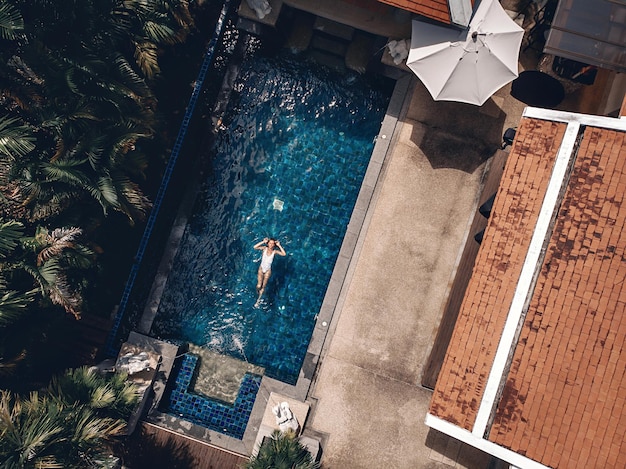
[305,72,527,468]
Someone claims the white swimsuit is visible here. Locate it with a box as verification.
[260,250,275,273]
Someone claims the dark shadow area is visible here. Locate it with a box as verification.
[0,309,113,392]
[120,424,248,469]
[425,428,494,468]
[415,128,497,173]
[406,83,507,173]
[120,426,197,469]
[421,150,508,389]
[510,70,565,108]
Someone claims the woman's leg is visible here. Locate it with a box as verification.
[256,266,264,294]
[255,269,271,306]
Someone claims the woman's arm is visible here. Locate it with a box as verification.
[254,238,268,250]
[275,240,286,256]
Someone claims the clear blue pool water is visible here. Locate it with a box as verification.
[152,53,391,385]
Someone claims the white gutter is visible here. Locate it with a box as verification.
[425,414,551,469]
[449,0,473,26]
[523,107,626,130]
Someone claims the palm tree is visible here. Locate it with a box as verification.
[0,390,67,468]
[0,0,202,390]
[0,218,95,319]
[49,366,138,420]
[0,0,188,225]
[246,430,321,469]
[17,225,94,319]
[0,365,137,468]
[0,0,197,225]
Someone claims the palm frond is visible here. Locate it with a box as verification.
[0,349,27,377]
[47,226,82,244]
[39,160,121,214]
[40,158,89,180]
[110,174,151,223]
[7,392,66,467]
[112,55,152,97]
[133,41,160,79]
[78,135,106,170]
[70,406,126,444]
[44,271,82,318]
[64,68,82,96]
[109,8,133,39]
[36,227,82,266]
[0,219,24,257]
[36,258,60,285]
[97,175,120,206]
[0,116,36,158]
[88,386,117,409]
[143,20,179,44]
[0,390,22,451]
[40,161,99,193]
[50,367,138,418]
[0,1,24,40]
[246,430,320,469]
[0,287,36,326]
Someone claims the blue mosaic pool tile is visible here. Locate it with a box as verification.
[167,354,261,439]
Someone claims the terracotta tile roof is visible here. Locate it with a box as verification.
[429,117,567,429]
[426,109,626,469]
[376,0,452,23]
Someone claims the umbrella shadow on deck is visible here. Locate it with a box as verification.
[407,91,506,173]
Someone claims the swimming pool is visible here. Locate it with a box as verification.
[152,53,391,386]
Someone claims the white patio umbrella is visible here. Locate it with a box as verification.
[406,0,524,106]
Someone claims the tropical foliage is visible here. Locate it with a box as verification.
[246,430,321,469]
[48,366,138,420]
[1,0,194,223]
[0,217,95,382]
[0,0,198,384]
[0,221,95,319]
[0,366,138,468]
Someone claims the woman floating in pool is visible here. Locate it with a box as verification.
[253,237,286,307]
